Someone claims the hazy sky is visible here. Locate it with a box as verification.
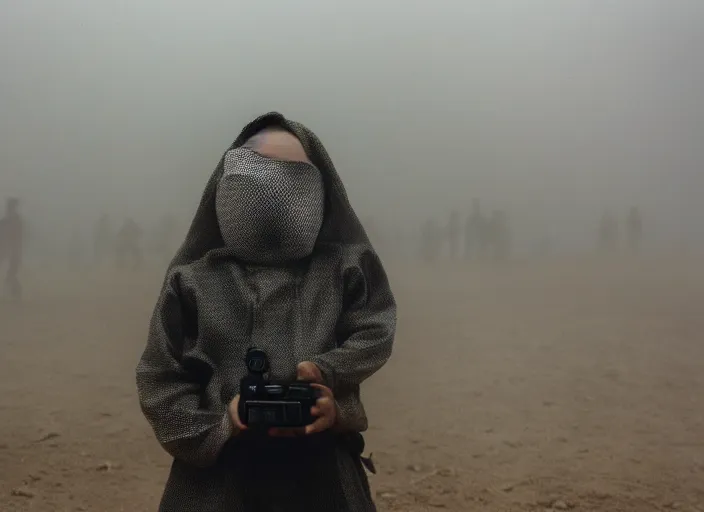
[1,0,703,249]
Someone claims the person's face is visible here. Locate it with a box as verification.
[245,129,312,165]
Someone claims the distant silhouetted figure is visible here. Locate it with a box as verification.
[115,218,143,270]
[0,198,23,299]
[93,214,114,266]
[488,210,511,262]
[627,206,643,253]
[464,199,486,261]
[420,218,441,263]
[447,211,461,260]
[599,210,619,253]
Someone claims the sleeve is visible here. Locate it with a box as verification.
[309,249,396,391]
[332,390,369,433]
[136,272,235,468]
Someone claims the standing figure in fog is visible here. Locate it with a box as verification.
[488,209,511,262]
[136,113,396,512]
[115,218,143,270]
[464,198,486,261]
[0,198,23,300]
[627,206,643,254]
[447,210,461,260]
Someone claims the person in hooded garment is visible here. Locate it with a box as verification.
[136,113,396,512]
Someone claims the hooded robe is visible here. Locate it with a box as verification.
[136,113,396,512]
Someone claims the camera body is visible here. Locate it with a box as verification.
[238,348,320,429]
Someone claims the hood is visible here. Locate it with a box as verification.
[168,112,370,269]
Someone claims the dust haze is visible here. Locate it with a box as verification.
[1,1,703,511]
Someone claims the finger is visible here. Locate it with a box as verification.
[233,414,247,431]
[305,415,334,435]
[296,362,315,380]
[297,362,323,383]
[309,383,333,398]
[315,396,333,411]
[229,396,248,431]
[311,402,335,417]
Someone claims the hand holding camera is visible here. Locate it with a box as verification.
[227,394,248,436]
[232,348,337,437]
[266,363,337,437]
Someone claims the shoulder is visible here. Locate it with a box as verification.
[314,242,373,265]
[315,243,387,281]
[166,258,239,293]
[343,243,385,270]
[162,263,201,292]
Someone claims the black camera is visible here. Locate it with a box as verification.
[238,348,320,429]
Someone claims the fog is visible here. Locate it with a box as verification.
[2,0,703,260]
[3,2,704,511]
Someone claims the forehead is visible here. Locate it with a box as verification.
[244,129,312,164]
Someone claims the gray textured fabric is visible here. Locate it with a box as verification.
[215,147,324,264]
[136,112,396,511]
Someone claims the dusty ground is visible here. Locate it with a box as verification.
[1,255,703,512]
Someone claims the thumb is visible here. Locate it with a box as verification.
[297,361,322,383]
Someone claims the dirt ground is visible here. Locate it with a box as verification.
[1,255,703,512]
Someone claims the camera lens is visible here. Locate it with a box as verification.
[245,348,269,374]
[249,357,265,372]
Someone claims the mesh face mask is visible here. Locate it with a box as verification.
[215,147,325,264]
